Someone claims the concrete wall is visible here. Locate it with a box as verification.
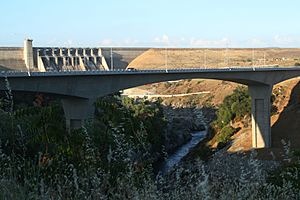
[102,48,149,70]
[0,46,148,71]
[0,47,27,71]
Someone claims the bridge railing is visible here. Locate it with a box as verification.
[1,66,300,77]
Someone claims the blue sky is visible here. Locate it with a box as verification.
[1,0,300,47]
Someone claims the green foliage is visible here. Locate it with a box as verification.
[0,102,66,157]
[164,82,172,88]
[0,94,168,194]
[295,62,300,66]
[87,95,167,181]
[209,86,250,147]
[192,144,213,161]
[267,162,300,188]
[175,81,183,87]
[214,86,251,128]
[267,149,300,189]
[187,88,193,93]
[215,106,233,127]
[216,126,235,145]
[94,96,166,155]
[17,103,65,154]
[1,93,300,199]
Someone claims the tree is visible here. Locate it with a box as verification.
[214,86,251,128]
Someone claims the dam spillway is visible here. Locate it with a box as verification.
[35,47,109,71]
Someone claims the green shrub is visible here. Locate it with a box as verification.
[267,162,300,188]
[216,125,235,144]
[164,82,172,88]
[214,86,250,128]
[295,62,300,66]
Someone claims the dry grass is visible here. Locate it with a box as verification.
[129,48,300,69]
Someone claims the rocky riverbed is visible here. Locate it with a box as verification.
[163,106,213,154]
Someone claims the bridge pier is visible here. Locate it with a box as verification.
[248,84,273,148]
[61,98,95,131]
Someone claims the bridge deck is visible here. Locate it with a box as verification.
[0,66,299,77]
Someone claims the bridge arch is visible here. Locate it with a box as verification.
[1,68,300,148]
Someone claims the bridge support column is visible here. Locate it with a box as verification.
[62,98,95,131]
[248,84,273,148]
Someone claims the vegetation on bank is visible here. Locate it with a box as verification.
[0,91,169,198]
[267,150,300,189]
[210,86,251,146]
[1,84,300,199]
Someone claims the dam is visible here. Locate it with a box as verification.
[0,39,148,72]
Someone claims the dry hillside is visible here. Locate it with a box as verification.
[135,79,238,106]
[128,48,300,69]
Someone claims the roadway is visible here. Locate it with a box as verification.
[0,66,299,77]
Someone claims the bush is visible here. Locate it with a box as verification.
[295,62,300,66]
[216,125,235,145]
[0,93,169,195]
[267,162,300,188]
[214,86,250,128]
[1,95,300,199]
[164,82,172,88]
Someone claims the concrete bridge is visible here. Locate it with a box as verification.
[1,67,300,149]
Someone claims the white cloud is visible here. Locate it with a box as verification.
[99,39,113,46]
[98,38,141,47]
[64,39,73,47]
[273,35,296,45]
[189,38,230,47]
[152,36,234,47]
[46,38,58,45]
[123,38,139,46]
[248,38,266,46]
[153,34,170,45]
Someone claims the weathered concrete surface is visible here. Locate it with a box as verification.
[61,98,95,130]
[0,47,27,71]
[24,39,34,70]
[0,68,298,99]
[249,84,273,148]
[102,48,148,70]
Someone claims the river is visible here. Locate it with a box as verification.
[158,129,207,175]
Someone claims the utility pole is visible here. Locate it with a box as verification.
[165,47,168,72]
[224,43,229,67]
[252,48,255,67]
[204,49,207,68]
[110,48,114,70]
